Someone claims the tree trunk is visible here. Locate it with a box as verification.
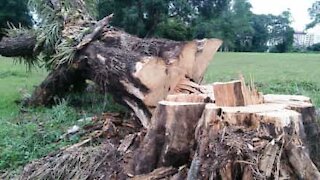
[133,80,320,179]
[134,94,206,174]
[0,25,222,128]
[0,34,36,57]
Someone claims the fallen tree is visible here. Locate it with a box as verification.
[18,82,320,179]
[0,0,222,128]
[1,1,319,179]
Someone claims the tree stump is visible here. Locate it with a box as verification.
[134,94,206,174]
[134,80,320,180]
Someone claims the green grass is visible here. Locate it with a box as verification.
[0,52,320,173]
[205,52,320,106]
[0,100,81,171]
[0,57,47,118]
[0,56,127,173]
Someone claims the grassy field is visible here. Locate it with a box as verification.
[205,52,320,106]
[0,52,320,172]
[0,57,47,118]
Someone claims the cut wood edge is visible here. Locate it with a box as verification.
[240,76,264,105]
[213,79,263,107]
[264,94,312,104]
[213,80,245,107]
[132,56,185,108]
[192,39,223,83]
[165,93,207,103]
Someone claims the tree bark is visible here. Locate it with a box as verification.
[25,60,88,106]
[0,25,222,128]
[0,34,36,57]
[134,94,206,174]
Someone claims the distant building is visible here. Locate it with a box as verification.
[293,31,318,47]
[315,34,320,44]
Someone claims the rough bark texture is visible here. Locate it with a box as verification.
[0,1,319,179]
[134,95,206,174]
[133,89,320,179]
[26,60,88,106]
[0,34,36,57]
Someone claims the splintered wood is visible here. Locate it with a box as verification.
[133,78,320,180]
[213,79,263,106]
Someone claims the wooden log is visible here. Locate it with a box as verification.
[134,96,206,174]
[192,39,222,83]
[213,79,263,107]
[24,31,222,127]
[0,34,37,57]
[26,61,88,106]
[286,143,320,180]
[213,80,245,106]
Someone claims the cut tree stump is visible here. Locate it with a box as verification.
[0,1,318,179]
[134,79,320,179]
[134,94,206,174]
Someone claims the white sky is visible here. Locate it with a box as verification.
[249,0,320,34]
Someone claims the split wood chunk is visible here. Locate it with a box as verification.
[192,39,223,83]
[286,143,320,180]
[259,140,280,177]
[213,79,263,107]
[214,80,245,106]
[134,97,205,174]
[174,78,203,94]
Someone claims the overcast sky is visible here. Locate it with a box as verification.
[249,0,320,33]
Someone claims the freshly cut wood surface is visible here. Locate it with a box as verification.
[214,80,245,106]
[192,39,223,83]
[213,79,263,107]
[264,94,312,103]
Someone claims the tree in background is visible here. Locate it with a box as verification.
[97,0,293,52]
[308,43,320,51]
[268,11,294,53]
[308,1,320,29]
[232,0,254,52]
[249,14,270,52]
[0,0,294,53]
[0,0,32,38]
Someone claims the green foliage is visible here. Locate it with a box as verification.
[268,11,294,53]
[0,58,128,172]
[0,101,79,170]
[308,43,320,51]
[26,0,99,69]
[155,18,192,41]
[0,0,32,37]
[308,1,320,29]
[97,0,293,52]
